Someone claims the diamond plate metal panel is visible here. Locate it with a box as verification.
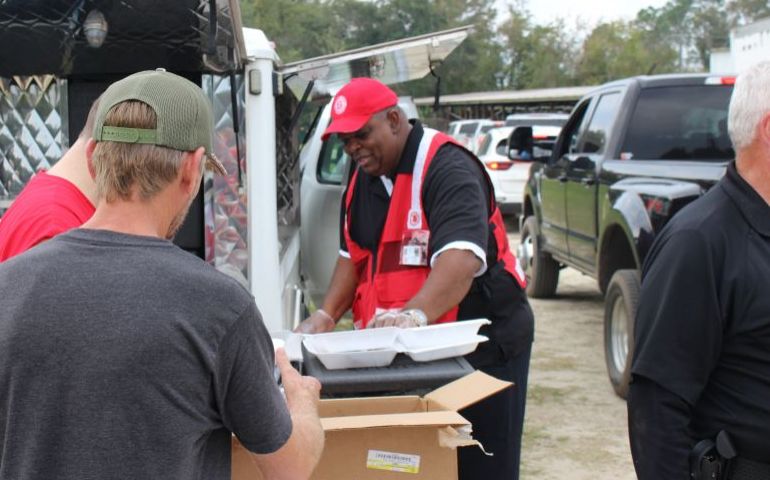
[202,74,249,286]
[0,76,66,211]
[202,74,301,285]
[276,92,300,232]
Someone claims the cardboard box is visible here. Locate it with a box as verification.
[232,370,511,480]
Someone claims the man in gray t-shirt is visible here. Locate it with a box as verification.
[0,70,324,480]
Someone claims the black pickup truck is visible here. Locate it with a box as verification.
[515,74,736,397]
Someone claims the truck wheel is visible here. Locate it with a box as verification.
[519,216,559,298]
[603,269,640,399]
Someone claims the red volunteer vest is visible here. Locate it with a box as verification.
[344,128,526,329]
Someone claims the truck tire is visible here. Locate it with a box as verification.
[603,269,640,399]
[520,216,559,298]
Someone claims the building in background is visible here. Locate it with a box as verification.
[710,16,770,73]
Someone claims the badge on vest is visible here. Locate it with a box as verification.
[400,229,430,266]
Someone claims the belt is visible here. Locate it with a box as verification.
[730,458,770,480]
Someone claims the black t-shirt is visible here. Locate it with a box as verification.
[340,121,534,364]
[631,162,770,466]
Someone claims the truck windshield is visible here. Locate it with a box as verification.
[620,85,734,162]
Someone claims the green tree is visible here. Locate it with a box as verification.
[687,0,731,69]
[498,5,579,90]
[241,0,344,62]
[635,0,692,70]
[575,20,679,84]
[375,0,504,96]
[728,0,770,23]
[633,0,767,71]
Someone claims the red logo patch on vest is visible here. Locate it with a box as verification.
[408,210,421,228]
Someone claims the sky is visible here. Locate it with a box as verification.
[495,0,670,26]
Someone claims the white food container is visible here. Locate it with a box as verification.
[403,335,489,362]
[303,342,399,370]
[397,318,491,350]
[302,327,400,354]
[270,330,304,362]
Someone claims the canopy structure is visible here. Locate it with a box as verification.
[280,26,471,101]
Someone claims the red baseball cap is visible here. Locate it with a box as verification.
[321,78,398,141]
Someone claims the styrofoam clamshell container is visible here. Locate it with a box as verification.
[270,330,304,362]
[302,327,402,370]
[397,318,491,350]
[302,327,400,354]
[303,342,399,370]
[404,335,489,362]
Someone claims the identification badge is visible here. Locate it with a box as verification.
[400,229,430,266]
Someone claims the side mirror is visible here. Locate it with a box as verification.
[508,126,534,161]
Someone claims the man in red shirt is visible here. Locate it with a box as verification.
[0,99,99,261]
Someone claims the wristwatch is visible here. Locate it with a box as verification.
[402,308,428,327]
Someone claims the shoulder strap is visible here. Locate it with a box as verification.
[408,128,439,230]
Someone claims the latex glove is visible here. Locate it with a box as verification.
[367,309,428,329]
[294,309,336,334]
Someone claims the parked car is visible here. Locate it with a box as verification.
[447,118,503,153]
[518,73,735,398]
[476,125,557,217]
[504,112,568,128]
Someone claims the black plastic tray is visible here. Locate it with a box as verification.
[301,345,474,398]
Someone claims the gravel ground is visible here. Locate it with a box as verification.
[519,267,636,479]
[505,218,636,479]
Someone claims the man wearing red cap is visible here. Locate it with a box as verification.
[296,77,534,479]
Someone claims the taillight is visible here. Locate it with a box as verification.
[485,160,513,171]
[705,76,736,85]
[641,195,670,215]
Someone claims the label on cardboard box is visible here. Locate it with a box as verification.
[366,449,421,474]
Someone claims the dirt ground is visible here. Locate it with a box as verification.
[506,225,637,479]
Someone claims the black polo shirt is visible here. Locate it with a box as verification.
[338,121,534,364]
[630,161,770,475]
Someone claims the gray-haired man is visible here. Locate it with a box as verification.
[629,61,770,479]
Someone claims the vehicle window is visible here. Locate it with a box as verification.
[480,124,496,134]
[506,118,567,127]
[459,123,477,135]
[555,100,591,159]
[621,85,734,161]
[477,134,493,155]
[581,92,621,154]
[495,139,509,156]
[317,136,350,185]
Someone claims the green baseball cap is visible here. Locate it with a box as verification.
[93,68,226,175]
